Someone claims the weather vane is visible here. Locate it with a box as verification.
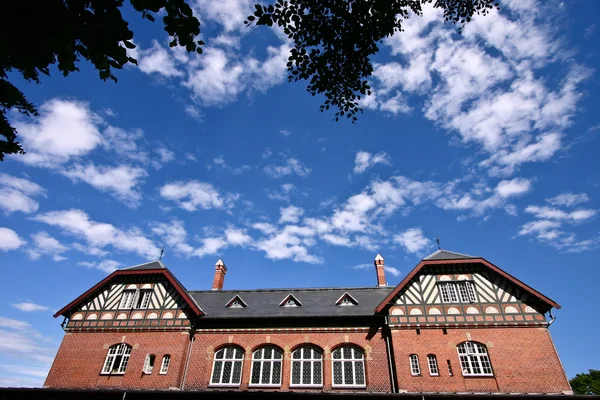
[434,237,441,250]
[159,244,165,260]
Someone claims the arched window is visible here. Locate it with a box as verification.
[210,347,244,386]
[101,343,132,374]
[427,354,439,376]
[159,355,171,374]
[332,346,365,388]
[250,347,283,386]
[409,354,420,376]
[291,346,322,387]
[457,342,493,376]
[142,354,155,374]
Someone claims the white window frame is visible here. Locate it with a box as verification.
[290,347,323,388]
[209,347,245,387]
[249,347,283,387]
[101,343,132,375]
[439,281,477,304]
[119,290,137,309]
[410,354,420,376]
[142,354,155,374]
[159,355,170,375]
[331,346,366,388]
[137,289,152,309]
[457,342,494,377]
[428,354,439,376]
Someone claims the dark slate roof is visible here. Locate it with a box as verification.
[188,287,394,319]
[122,260,166,271]
[423,249,479,261]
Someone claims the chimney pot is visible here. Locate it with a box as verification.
[212,259,227,291]
[374,253,386,287]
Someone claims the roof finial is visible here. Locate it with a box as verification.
[159,244,164,260]
[434,237,441,250]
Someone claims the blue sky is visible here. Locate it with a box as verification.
[0,0,599,388]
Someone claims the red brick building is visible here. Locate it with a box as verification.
[45,250,572,394]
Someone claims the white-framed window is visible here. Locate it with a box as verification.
[142,354,155,374]
[210,347,244,386]
[101,343,132,374]
[159,355,170,374]
[250,347,283,386]
[119,289,152,309]
[428,354,439,376]
[119,290,137,309]
[332,346,365,388]
[457,342,493,376]
[439,281,477,303]
[290,346,323,387]
[409,354,420,376]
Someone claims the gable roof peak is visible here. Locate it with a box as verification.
[279,293,302,307]
[375,253,384,261]
[423,249,479,261]
[122,260,166,271]
[215,258,225,266]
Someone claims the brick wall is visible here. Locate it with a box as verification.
[183,329,391,392]
[44,331,190,389]
[391,326,571,394]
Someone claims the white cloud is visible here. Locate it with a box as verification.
[495,178,532,198]
[279,206,304,224]
[77,260,121,273]
[211,155,251,175]
[152,146,176,169]
[280,129,292,137]
[26,232,68,261]
[0,228,25,251]
[150,219,194,256]
[192,226,253,258]
[33,209,159,259]
[351,263,401,278]
[194,0,254,32]
[524,205,596,221]
[13,99,103,167]
[0,174,45,214]
[353,151,391,174]
[384,266,401,277]
[255,225,322,264]
[263,157,311,179]
[12,303,49,312]
[0,316,55,364]
[61,163,147,207]
[159,180,239,211]
[393,228,431,254]
[266,183,296,202]
[546,192,590,207]
[102,126,148,163]
[138,40,183,78]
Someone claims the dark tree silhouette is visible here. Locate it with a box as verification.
[570,370,600,395]
[0,0,496,160]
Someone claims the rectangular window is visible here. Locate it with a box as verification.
[410,354,420,376]
[439,281,477,303]
[136,290,152,309]
[119,290,136,309]
[160,355,170,374]
[428,355,439,376]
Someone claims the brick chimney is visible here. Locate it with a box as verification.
[212,258,227,291]
[374,253,386,287]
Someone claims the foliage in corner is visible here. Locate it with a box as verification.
[570,369,600,395]
[0,0,203,160]
[246,0,499,122]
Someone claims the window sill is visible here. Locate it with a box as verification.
[159,372,168,375]
[289,385,324,388]
[248,384,282,388]
[208,384,242,388]
[100,372,125,376]
[462,374,494,378]
[332,385,367,389]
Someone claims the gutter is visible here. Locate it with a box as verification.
[383,315,399,393]
[180,327,196,390]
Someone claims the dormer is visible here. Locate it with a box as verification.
[279,293,302,307]
[335,292,358,306]
[226,295,247,308]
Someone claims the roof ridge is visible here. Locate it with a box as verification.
[122,260,166,270]
[187,286,393,294]
[423,249,479,260]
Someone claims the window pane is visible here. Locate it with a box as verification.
[292,361,301,384]
[232,361,242,383]
[459,355,470,374]
[225,348,234,359]
[251,361,261,384]
[343,347,351,359]
[274,350,282,360]
[314,351,322,360]
[355,361,365,385]
[333,349,341,359]
[302,361,311,384]
[466,282,477,302]
[354,349,363,360]
[333,361,342,384]
[344,361,354,384]
[211,361,222,383]
[448,283,458,302]
[303,348,310,359]
[469,355,481,374]
[293,350,301,359]
[314,361,322,384]
[222,361,232,383]
[264,348,272,359]
[261,361,271,384]
[215,349,224,359]
[234,348,243,360]
[481,355,493,374]
[272,361,281,384]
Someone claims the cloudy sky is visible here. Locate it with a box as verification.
[1,0,599,387]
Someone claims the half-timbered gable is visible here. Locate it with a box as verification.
[55,261,203,331]
[377,250,559,327]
